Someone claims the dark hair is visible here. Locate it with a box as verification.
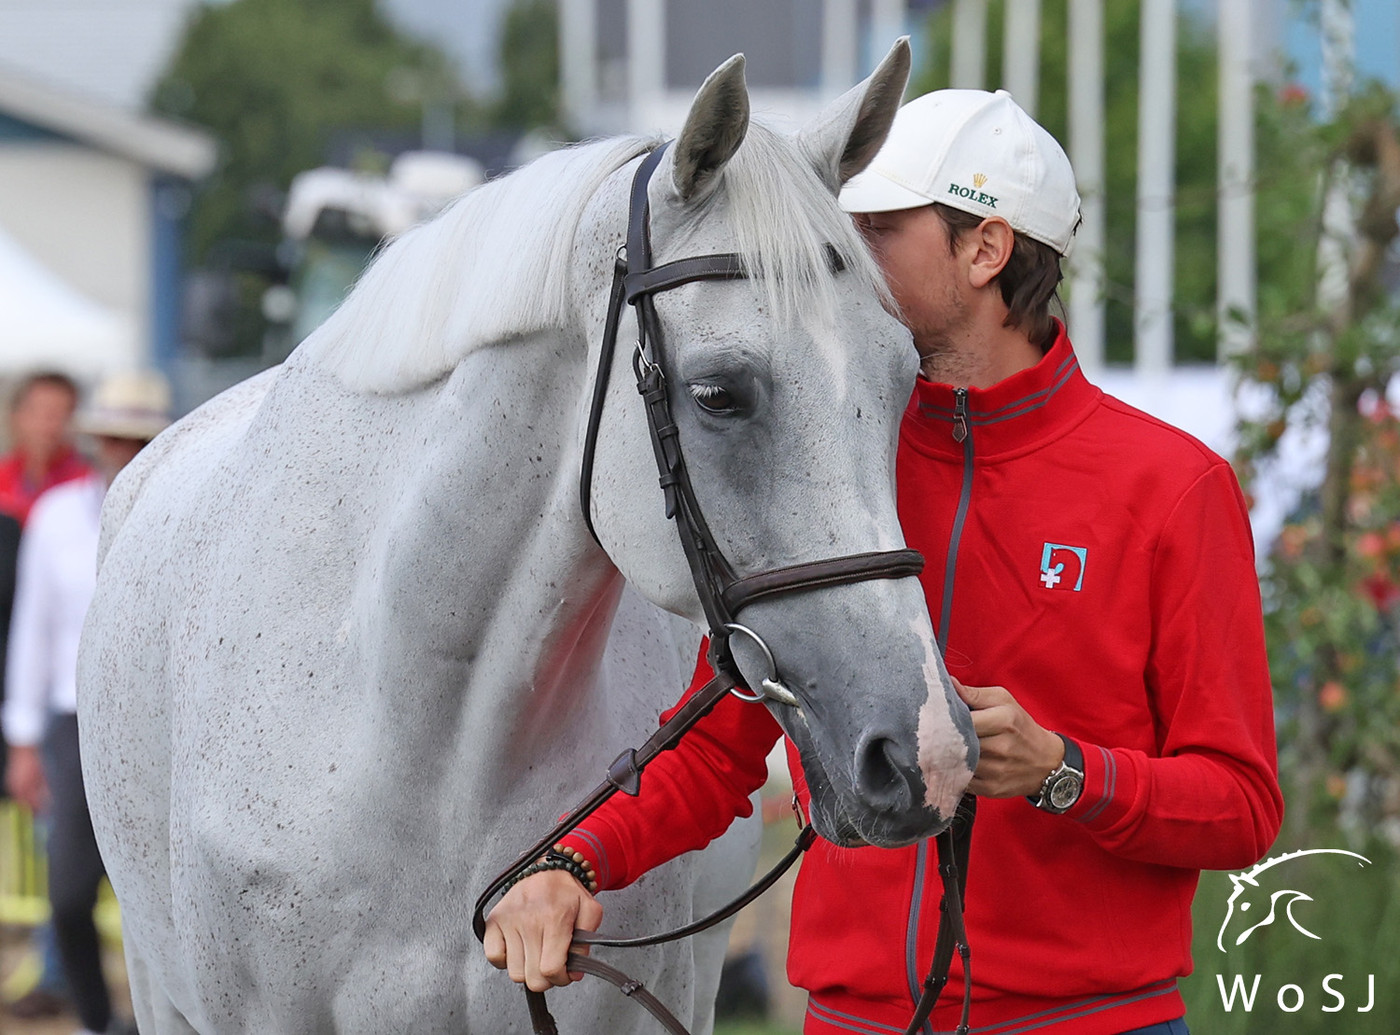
[932,204,1065,350]
[10,371,79,414]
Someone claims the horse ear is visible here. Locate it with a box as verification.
[798,37,911,190]
[672,53,750,203]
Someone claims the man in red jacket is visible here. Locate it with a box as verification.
[485,90,1282,1035]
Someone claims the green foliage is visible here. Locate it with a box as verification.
[150,0,460,262]
[1230,81,1400,834]
[493,0,562,131]
[1182,843,1400,1031]
[915,0,1219,363]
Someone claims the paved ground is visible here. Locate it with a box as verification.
[2,927,133,1035]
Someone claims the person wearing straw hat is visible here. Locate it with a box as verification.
[3,369,171,1035]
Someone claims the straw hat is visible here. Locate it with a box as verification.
[77,370,173,441]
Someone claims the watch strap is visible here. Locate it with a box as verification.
[1027,733,1085,813]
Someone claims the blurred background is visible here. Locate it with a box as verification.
[3,1,1400,1032]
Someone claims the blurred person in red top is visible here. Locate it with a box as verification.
[0,371,91,527]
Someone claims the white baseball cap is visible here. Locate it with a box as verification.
[840,89,1082,255]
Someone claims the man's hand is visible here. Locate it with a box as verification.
[483,870,604,992]
[954,679,1064,798]
[5,744,48,815]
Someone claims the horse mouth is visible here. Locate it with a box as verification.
[817,792,952,850]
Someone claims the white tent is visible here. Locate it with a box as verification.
[0,223,134,379]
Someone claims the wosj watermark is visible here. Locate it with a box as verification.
[1211,848,1374,1015]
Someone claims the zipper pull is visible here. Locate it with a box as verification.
[952,387,969,443]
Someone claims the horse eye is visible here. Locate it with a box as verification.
[689,383,736,414]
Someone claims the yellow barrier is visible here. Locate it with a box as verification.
[0,799,122,938]
[0,798,47,927]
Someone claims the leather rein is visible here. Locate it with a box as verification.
[473,143,974,1035]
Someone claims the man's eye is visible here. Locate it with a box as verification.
[689,384,735,413]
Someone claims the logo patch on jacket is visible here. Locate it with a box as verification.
[1039,543,1087,591]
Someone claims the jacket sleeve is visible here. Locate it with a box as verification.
[559,641,784,890]
[1066,461,1284,870]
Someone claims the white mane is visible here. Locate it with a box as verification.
[298,125,888,394]
[297,136,652,393]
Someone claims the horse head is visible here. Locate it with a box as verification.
[582,41,977,848]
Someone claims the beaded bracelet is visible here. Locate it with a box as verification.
[501,844,599,896]
[544,845,598,893]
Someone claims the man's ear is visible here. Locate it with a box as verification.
[966,218,1015,289]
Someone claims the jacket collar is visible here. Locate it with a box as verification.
[901,322,1100,461]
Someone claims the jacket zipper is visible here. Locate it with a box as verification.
[907,386,975,1029]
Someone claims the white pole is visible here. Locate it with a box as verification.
[950,0,987,90]
[1134,0,1177,375]
[626,0,666,129]
[1002,0,1041,115]
[1067,0,1105,370]
[1316,0,1355,318]
[823,0,859,95]
[559,0,597,133]
[1217,0,1255,359]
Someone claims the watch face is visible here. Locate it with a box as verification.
[1049,774,1083,811]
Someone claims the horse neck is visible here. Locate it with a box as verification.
[363,326,633,793]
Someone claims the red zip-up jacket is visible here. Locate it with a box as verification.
[561,329,1282,1034]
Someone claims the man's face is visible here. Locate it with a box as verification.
[95,435,146,480]
[11,382,77,461]
[854,206,971,363]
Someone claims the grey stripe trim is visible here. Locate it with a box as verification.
[1077,745,1117,824]
[569,828,612,887]
[938,423,974,653]
[968,367,1079,426]
[935,980,1179,1035]
[808,998,909,1033]
[810,980,1178,1035]
[964,357,1077,420]
[905,838,933,1033]
[917,358,1079,424]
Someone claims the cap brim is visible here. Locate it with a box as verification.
[839,168,934,214]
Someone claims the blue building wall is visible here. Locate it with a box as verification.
[1,108,191,378]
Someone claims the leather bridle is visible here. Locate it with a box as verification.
[473,142,974,1035]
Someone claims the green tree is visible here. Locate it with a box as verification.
[915,0,1219,363]
[493,0,562,132]
[150,0,463,262]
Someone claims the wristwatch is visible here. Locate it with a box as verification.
[1027,733,1085,814]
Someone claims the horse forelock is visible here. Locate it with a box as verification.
[296,123,889,395]
[673,120,891,328]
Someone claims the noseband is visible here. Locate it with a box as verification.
[475,143,973,1035]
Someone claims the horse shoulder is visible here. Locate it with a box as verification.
[98,367,282,567]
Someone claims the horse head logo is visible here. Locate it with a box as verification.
[1215,849,1370,952]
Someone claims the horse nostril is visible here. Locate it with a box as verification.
[853,731,918,814]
